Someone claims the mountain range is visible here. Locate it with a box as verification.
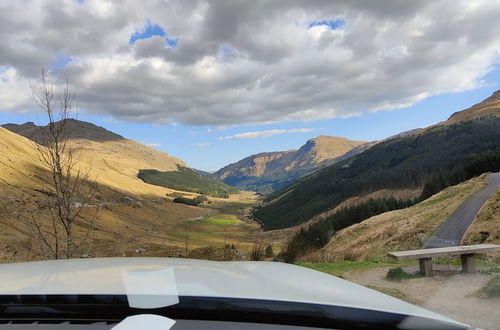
[213,136,373,193]
[254,90,500,230]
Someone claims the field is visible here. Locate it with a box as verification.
[164,210,260,254]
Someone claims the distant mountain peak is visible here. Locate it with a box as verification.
[214,135,368,191]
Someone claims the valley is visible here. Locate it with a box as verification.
[3,3,500,328]
[0,189,261,262]
[0,90,499,267]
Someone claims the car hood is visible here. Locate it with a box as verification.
[0,257,468,329]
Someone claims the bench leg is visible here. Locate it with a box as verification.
[419,258,433,277]
[461,254,476,274]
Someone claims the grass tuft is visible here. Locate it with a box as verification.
[386,267,421,281]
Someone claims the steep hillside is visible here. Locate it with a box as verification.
[3,120,190,198]
[214,136,367,192]
[254,116,500,230]
[463,188,500,246]
[0,124,255,262]
[309,176,490,261]
[446,90,500,124]
[0,126,49,195]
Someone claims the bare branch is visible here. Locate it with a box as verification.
[21,69,100,259]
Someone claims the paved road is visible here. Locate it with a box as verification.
[424,172,500,249]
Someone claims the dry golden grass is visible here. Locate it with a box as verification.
[463,188,500,260]
[0,199,211,262]
[69,138,188,198]
[305,175,489,262]
[0,127,261,262]
[445,91,500,124]
[307,135,366,164]
[0,127,50,194]
[1,124,200,199]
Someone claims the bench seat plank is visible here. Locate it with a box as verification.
[387,244,500,260]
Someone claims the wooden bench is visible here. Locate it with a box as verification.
[387,244,500,277]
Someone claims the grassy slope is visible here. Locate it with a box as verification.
[307,176,488,262]
[0,197,212,262]
[0,125,185,199]
[0,127,259,262]
[255,117,500,230]
[463,188,500,246]
[167,212,259,252]
[70,138,188,198]
[0,127,50,195]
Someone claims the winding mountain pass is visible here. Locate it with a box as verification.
[424,172,500,248]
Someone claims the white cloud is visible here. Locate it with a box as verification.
[0,67,31,111]
[145,142,161,147]
[192,142,209,147]
[0,1,499,125]
[219,128,313,140]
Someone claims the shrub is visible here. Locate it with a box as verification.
[386,267,420,281]
[250,243,266,261]
[265,245,274,258]
[173,197,199,206]
[194,195,209,205]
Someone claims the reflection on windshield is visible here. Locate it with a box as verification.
[0,0,499,329]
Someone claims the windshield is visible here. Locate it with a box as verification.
[0,1,499,329]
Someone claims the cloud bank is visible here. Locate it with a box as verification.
[1,0,499,126]
[219,128,313,140]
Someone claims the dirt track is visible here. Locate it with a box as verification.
[345,265,500,330]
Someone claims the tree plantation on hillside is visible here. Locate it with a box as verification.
[254,117,500,230]
[138,166,239,198]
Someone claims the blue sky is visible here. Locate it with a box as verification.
[1,1,500,171]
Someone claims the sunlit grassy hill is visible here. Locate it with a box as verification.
[2,119,190,198]
[308,175,494,261]
[446,90,500,124]
[0,126,49,195]
[0,122,255,262]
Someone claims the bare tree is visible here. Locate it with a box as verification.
[21,69,99,259]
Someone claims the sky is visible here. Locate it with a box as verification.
[1,0,500,171]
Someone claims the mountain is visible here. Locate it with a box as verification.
[254,91,500,230]
[0,125,218,262]
[2,119,241,199]
[2,119,124,144]
[2,119,191,197]
[214,136,368,192]
[446,90,500,124]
